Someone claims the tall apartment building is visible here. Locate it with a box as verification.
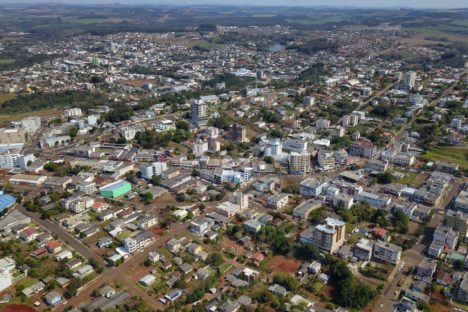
[191,100,208,127]
[0,129,26,144]
[229,124,247,142]
[288,152,311,175]
[300,218,345,253]
[404,71,417,90]
[317,149,336,171]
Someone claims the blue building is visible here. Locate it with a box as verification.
[0,192,16,213]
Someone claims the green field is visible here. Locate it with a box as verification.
[422,146,468,169]
[0,59,15,65]
[0,93,15,104]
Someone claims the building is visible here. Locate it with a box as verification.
[20,116,41,134]
[9,174,47,187]
[229,124,247,142]
[354,238,374,261]
[0,192,16,213]
[99,180,132,198]
[403,71,417,90]
[300,218,345,253]
[192,139,209,156]
[191,99,208,127]
[264,138,283,159]
[283,138,307,154]
[317,149,335,171]
[293,200,322,220]
[373,241,402,265]
[123,231,153,254]
[0,129,26,144]
[454,190,468,213]
[457,272,468,304]
[44,291,63,307]
[140,162,168,180]
[266,193,289,211]
[288,152,311,175]
[355,191,391,209]
[155,120,175,132]
[64,108,83,117]
[0,268,12,292]
[349,140,377,158]
[300,178,328,197]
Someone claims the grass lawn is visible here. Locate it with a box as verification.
[392,171,417,186]
[0,108,62,127]
[421,145,468,169]
[218,263,232,274]
[311,280,326,293]
[15,276,38,289]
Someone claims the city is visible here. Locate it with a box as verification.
[0,2,466,312]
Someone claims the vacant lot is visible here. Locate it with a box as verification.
[421,146,468,169]
[267,255,301,274]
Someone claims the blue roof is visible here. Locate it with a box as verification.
[0,194,16,211]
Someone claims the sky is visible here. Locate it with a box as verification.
[0,0,466,8]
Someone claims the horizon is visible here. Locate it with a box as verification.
[0,0,467,9]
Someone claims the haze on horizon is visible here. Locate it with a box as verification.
[0,0,467,8]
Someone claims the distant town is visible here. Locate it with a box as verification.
[0,3,466,312]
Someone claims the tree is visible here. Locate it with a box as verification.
[394,210,409,234]
[208,252,224,266]
[69,127,78,138]
[143,192,153,204]
[263,156,273,164]
[376,171,392,184]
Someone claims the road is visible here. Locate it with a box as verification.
[18,207,106,267]
[373,177,463,312]
[389,70,467,149]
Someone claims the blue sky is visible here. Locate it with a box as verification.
[0,0,466,8]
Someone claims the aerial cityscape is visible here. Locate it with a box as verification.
[0,2,466,312]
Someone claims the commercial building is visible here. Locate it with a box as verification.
[355,191,391,209]
[0,192,16,213]
[300,218,346,253]
[99,180,132,198]
[9,174,47,187]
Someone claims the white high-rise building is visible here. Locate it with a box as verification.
[404,72,417,90]
[191,100,208,127]
[264,138,283,159]
[300,218,346,253]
